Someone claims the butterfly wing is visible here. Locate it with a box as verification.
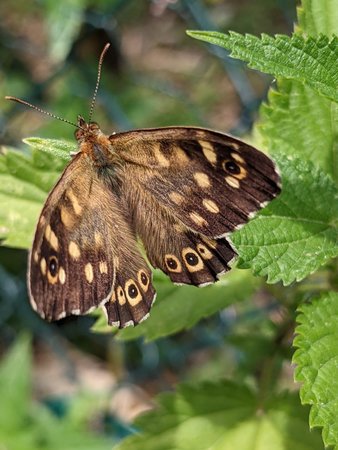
[28,153,155,325]
[116,183,237,287]
[108,127,280,287]
[112,127,281,238]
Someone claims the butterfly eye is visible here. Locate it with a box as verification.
[165,255,182,273]
[48,256,58,277]
[223,160,241,175]
[138,270,150,292]
[125,280,143,306]
[185,252,199,266]
[167,258,177,269]
[182,248,204,273]
[128,283,139,299]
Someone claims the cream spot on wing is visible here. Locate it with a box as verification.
[202,237,217,249]
[69,241,80,260]
[225,176,240,189]
[197,243,213,260]
[47,272,58,284]
[33,251,39,263]
[169,192,184,205]
[111,291,116,303]
[66,188,82,215]
[99,261,108,274]
[203,199,220,214]
[40,258,47,275]
[231,152,244,163]
[153,143,170,167]
[85,263,94,283]
[199,140,217,165]
[193,172,211,188]
[117,286,126,305]
[95,232,103,246]
[236,166,247,180]
[175,146,189,164]
[60,207,76,228]
[39,215,46,227]
[174,223,184,233]
[45,224,59,251]
[190,211,208,227]
[229,142,240,149]
[59,267,66,284]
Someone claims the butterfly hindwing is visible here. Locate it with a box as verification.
[118,181,237,287]
[151,231,237,287]
[104,251,156,328]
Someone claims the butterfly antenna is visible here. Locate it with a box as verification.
[5,96,82,129]
[88,43,111,123]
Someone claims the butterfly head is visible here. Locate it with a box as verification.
[75,115,101,142]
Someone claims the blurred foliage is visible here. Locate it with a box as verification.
[0,335,111,450]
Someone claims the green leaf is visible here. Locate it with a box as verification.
[0,145,65,248]
[293,292,338,448]
[232,154,338,285]
[186,32,338,104]
[258,80,337,179]
[116,269,258,342]
[24,137,74,161]
[116,381,323,450]
[297,0,338,36]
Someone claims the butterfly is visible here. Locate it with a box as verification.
[7,44,281,328]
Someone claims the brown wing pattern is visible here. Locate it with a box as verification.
[104,252,155,327]
[29,153,155,325]
[29,124,280,328]
[111,127,281,238]
[118,169,237,288]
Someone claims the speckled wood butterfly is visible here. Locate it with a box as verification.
[7,44,281,328]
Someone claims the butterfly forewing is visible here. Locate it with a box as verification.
[29,155,116,319]
[111,127,281,238]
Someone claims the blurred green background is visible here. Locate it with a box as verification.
[0,1,296,448]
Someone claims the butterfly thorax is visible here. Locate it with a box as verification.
[75,116,119,168]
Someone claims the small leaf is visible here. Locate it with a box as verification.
[116,381,323,450]
[24,137,74,161]
[293,292,338,448]
[186,31,338,103]
[232,154,338,285]
[116,269,258,341]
